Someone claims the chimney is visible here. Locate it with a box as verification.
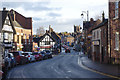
[102,11,105,22]
[49,25,51,32]
[90,18,94,22]
[3,7,6,11]
[11,10,16,21]
[46,30,48,33]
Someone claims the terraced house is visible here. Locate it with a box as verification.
[109,0,120,64]
[10,9,33,52]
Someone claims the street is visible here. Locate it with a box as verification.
[6,49,115,80]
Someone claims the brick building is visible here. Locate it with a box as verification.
[109,0,120,64]
[92,12,108,63]
[10,9,33,52]
[83,18,101,57]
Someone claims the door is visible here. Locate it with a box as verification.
[101,47,104,62]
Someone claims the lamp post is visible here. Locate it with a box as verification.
[81,10,89,21]
[81,10,89,54]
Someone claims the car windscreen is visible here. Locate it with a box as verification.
[22,53,28,56]
[46,51,50,53]
[11,52,19,56]
[40,52,45,54]
[32,52,38,55]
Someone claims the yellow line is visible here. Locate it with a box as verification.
[81,60,120,79]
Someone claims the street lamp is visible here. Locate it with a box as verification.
[81,10,89,54]
[81,10,89,21]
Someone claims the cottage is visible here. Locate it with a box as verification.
[33,26,61,52]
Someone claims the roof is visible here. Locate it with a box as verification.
[33,36,43,43]
[39,33,56,42]
[83,21,96,30]
[51,31,61,43]
[10,9,32,29]
[12,21,22,28]
[92,19,108,31]
[0,10,16,34]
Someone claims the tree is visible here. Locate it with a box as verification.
[36,26,45,36]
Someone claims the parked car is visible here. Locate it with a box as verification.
[5,56,11,69]
[43,50,52,58]
[8,53,17,67]
[22,52,36,62]
[0,70,3,80]
[11,51,28,65]
[65,48,71,53]
[32,52,41,61]
[40,51,48,60]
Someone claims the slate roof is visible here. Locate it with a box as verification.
[83,21,96,30]
[0,10,16,34]
[33,36,43,43]
[51,31,61,44]
[92,19,108,31]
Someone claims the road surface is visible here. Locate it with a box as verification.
[7,49,115,80]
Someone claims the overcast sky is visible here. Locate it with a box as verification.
[0,0,108,34]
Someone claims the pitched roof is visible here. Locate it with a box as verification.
[0,10,16,34]
[51,31,61,43]
[10,9,32,29]
[92,19,108,31]
[39,33,56,42]
[33,36,43,43]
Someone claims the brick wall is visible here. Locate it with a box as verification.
[109,2,120,64]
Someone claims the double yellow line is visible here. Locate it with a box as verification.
[79,57,120,79]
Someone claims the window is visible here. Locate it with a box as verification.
[4,33,8,39]
[17,35,19,43]
[45,41,50,45]
[25,34,27,44]
[115,0,119,18]
[0,33,1,42]
[97,31,99,39]
[29,34,31,44]
[93,32,95,39]
[5,19,10,25]
[21,36,23,44]
[115,32,119,50]
[8,33,12,42]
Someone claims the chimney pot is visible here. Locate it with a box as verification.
[3,7,6,11]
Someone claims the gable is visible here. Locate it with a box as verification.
[42,35,54,42]
[2,15,13,32]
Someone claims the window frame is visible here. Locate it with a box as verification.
[115,0,119,18]
[115,32,119,51]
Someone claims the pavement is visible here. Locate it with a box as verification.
[80,53,120,78]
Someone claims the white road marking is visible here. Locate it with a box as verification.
[67,71,71,73]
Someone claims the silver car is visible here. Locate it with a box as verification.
[22,52,36,62]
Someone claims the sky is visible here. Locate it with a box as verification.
[0,0,108,34]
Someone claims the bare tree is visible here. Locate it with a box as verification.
[36,26,45,36]
[94,14,102,20]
